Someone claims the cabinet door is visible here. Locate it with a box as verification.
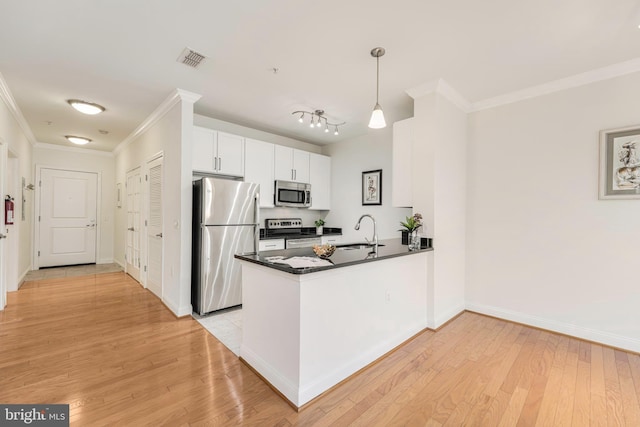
[192,126,216,173]
[309,153,331,210]
[245,138,275,208]
[292,149,310,183]
[274,145,294,181]
[321,235,343,245]
[259,239,285,251]
[217,132,245,177]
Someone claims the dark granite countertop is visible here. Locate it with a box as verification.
[235,238,433,275]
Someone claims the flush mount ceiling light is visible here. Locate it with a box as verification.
[368,47,386,129]
[65,135,91,145]
[67,99,105,115]
[292,109,346,136]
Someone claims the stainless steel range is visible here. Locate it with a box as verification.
[265,218,321,249]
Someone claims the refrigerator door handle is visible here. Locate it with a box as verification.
[253,192,260,254]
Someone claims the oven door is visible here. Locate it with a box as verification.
[285,237,321,249]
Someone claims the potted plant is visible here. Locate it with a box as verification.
[315,218,325,235]
[399,213,423,248]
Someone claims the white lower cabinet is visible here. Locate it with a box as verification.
[259,239,285,251]
[321,235,343,245]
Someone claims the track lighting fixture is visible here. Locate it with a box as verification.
[292,109,345,136]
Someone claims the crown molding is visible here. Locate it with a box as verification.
[34,142,114,157]
[113,88,202,155]
[0,71,37,146]
[406,79,472,113]
[471,57,640,112]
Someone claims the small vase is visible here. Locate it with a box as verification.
[316,226,323,236]
[409,232,420,251]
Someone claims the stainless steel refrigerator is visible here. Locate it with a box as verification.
[192,177,260,315]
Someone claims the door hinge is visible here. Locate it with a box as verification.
[145,175,148,181]
[144,266,147,272]
[38,251,40,257]
[39,181,42,187]
[38,216,41,222]
[145,220,147,226]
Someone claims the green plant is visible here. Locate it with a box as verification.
[399,213,423,233]
[315,218,326,227]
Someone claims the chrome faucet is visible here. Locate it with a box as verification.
[354,214,378,250]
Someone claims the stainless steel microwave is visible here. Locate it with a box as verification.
[274,180,311,208]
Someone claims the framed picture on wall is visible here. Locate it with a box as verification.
[362,169,382,205]
[599,125,640,199]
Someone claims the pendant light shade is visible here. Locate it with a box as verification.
[368,47,386,129]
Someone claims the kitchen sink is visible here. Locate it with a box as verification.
[335,243,386,250]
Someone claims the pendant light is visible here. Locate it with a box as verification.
[368,47,386,129]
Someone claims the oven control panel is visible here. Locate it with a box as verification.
[266,218,303,229]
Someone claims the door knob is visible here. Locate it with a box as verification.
[155,233,163,238]
[0,233,6,239]
[128,227,134,231]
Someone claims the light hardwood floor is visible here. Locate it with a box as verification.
[1,272,639,426]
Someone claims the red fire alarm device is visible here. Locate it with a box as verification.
[5,195,14,225]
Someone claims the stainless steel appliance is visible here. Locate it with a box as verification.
[274,180,311,208]
[264,218,321,249]
[192,177,260,315]
[285,236,321,249]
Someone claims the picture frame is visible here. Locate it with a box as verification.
[599,125,640,199]
[362,169,382,205]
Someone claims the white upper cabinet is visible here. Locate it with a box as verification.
[245,138,275,208]
[274,145,310,183]
[309,153,331,210]
[392,118,413,207]
[192,126,244,177]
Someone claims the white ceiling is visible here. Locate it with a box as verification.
[1,0,639,152]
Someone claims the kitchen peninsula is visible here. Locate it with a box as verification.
[235,239,432,408]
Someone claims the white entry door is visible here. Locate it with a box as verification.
[125,168,142,282]
[39,168,98,267]
[146,157,163,298]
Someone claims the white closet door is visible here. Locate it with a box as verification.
[126,168,142,282]
[146,157,163,298]
[39,168,97,267]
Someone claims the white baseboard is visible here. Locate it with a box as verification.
[241,322,425,408]
[113,259,125,269]
[240,345,300,406]
[431,303,466,329]
[466,302,640,353]
[97,258,115,265]
[17,266,30,289]
[162,297,192,318]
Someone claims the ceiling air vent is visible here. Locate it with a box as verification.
[177,48,206,68]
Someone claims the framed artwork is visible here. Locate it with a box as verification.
[362,169,382,205]
[599,125,640,199]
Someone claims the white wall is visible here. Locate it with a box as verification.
[115,92,196,317]
[194,114,321,154]
[323,128,411,242]
[466,71,640,352]
[33,144,115,264]
[0,91,33,284]
[411,91,467,328]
